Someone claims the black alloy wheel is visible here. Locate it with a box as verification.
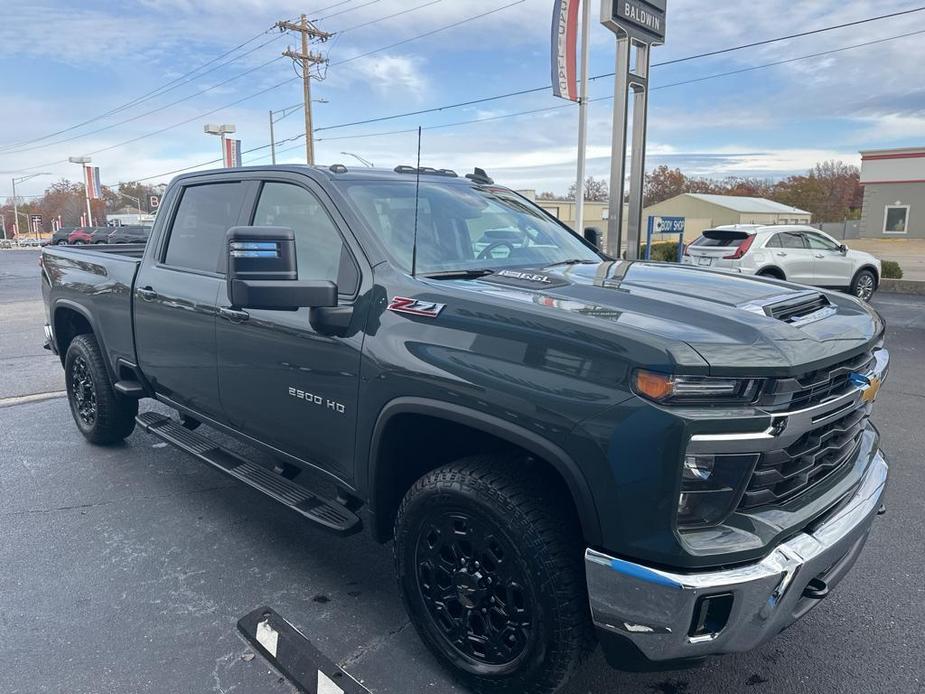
[395,457,593,694]
[70,355,97,426]
[415,508,534,668]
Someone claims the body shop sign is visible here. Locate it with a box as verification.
[603,0,666,44]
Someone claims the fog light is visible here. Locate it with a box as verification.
[683,455,715,481]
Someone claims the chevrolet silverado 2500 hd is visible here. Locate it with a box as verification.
[41,164,889,694]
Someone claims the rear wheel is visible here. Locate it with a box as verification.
[757,268,785,280]
[394,457,592,694]
[850,269,877,301]
[65,334,137,444]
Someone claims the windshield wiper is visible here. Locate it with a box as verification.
[420,269,495,280]
[544,258,599,268]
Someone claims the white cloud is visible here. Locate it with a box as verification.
[325,54,429,97]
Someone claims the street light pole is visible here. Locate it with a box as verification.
[204,124,236,167]
[68,156,94,227]
[10,172,52,239]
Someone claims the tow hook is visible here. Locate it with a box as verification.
[803,577,830,600]
[877,503,886,516]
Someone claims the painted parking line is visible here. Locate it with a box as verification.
[0,390,67,408]
[238,606,372,694]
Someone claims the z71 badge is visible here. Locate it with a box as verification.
[388,297,446,318]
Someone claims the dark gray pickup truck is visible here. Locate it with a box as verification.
[41,164,890,694]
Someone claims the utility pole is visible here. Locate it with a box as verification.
[278,14,331,166]
[269,110,277,164]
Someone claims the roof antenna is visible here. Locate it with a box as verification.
[410,126,422,277]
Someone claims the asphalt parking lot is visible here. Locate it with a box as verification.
[1,248,923,694]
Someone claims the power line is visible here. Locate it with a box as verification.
[336,0,445,34]
[0,27,281,153]
[330,0,526,66]
[313,5,925,133]
[124,22,924,184]
[315,0,382,22]
[312,27,925,144]
[2,55,285,156]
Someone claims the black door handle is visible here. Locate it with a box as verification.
[138,287,157,301]
[219,307,250,323]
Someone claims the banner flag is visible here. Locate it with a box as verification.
[551,0,581,101]
[224,138,242,167]
[84,165,102,200]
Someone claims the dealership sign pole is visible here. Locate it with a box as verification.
[601,0,666,259]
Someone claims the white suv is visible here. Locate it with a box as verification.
[682,225,882,301]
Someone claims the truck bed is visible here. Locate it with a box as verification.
[41,244,143,378]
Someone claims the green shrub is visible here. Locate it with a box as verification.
[881,260,903,279]
[639,241,682,262]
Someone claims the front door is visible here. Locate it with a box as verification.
[134,179,249,421]
[804,231,853,288]
[216,178,366,483]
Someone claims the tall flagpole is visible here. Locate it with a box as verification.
[574,0,592,237]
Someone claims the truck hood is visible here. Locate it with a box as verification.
[431,261,883,375]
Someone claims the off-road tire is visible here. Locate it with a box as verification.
[394,456,593,694]
[65,334,137,444]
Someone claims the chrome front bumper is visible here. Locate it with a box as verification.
[585,449,888,662]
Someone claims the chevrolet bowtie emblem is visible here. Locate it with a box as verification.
[861,375,882,403]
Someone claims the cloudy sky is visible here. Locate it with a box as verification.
[1,0,924,198]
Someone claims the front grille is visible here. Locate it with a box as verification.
[739,405,869,510]
[760,349,875,413]
[767,293,831,323]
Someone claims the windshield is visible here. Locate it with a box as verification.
[338,180,600,274]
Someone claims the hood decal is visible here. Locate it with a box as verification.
[481,269,570,290]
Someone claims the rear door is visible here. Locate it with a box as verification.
[804,231,852,287]
[774,231,816,284]
[134,178,251,422]
[216,175,367,483]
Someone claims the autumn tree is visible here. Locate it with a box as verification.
[567,176,609,201]
[773,161,862,222]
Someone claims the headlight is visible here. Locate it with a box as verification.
[633,370,761,405]
[677,453,759,529]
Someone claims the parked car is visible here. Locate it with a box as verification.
[107,225,152,244]
[683,225,882,301]
[90,228,113,244]
[42,165,890,694]
[0,238,12,249]
[67,227,93,245]
[49,227,75,245]
[18,237,42,247]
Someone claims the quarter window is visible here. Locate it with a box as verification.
[883,205,909,234]
[253,182,358,293]
[165,183,244,272]
[765,234,782,248]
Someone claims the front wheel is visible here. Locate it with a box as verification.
[394,457,592,694]
[65,334,137,444]
[851,269,877,301]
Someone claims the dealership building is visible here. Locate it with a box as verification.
[859,146,924,238]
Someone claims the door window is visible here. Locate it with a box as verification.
[164,183,244,272]
[779,232,806,249]
[805,233,840,251]
[253,182,358,293]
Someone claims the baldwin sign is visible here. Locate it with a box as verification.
[602,0,667,44]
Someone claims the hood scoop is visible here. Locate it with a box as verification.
[740,291,836,326]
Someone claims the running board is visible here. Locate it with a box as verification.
[136,411,361,535]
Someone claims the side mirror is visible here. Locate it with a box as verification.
[839,244,848,254]
[226,226,337,310]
